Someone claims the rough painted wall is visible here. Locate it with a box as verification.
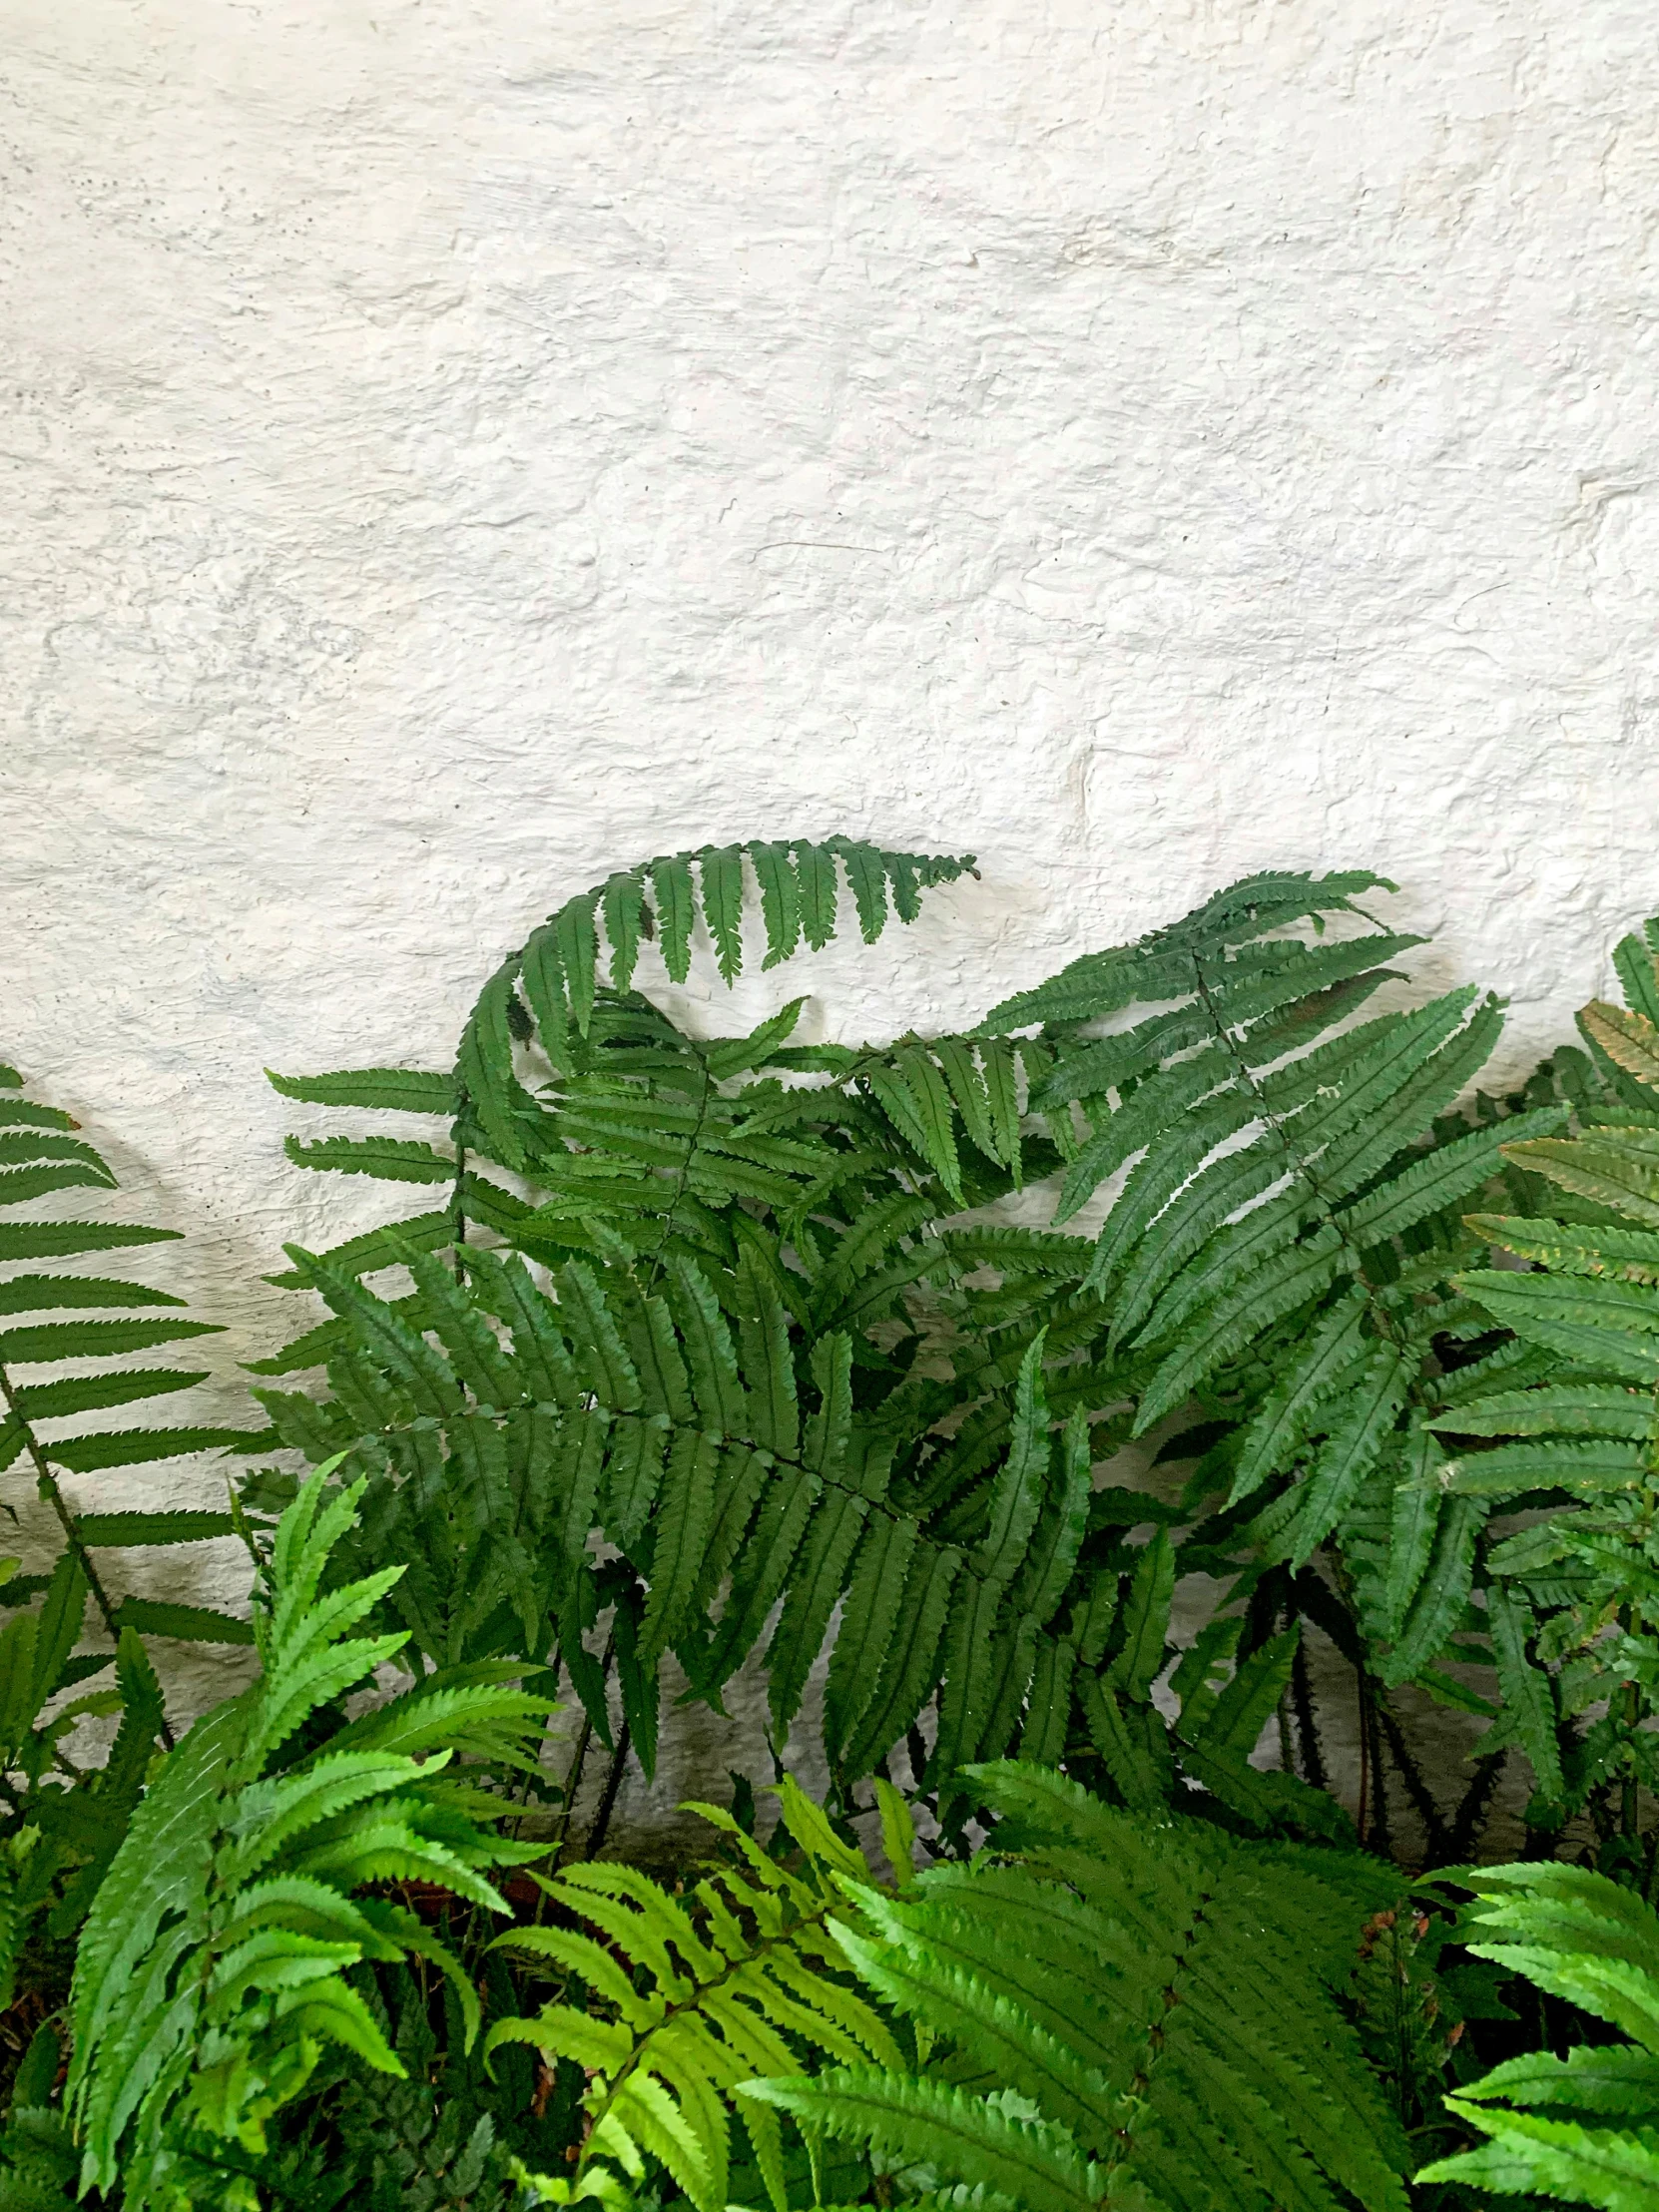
[5,0,1659,1828]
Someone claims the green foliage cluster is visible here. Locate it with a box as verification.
[21,835,1659,2212]
[751,1760,1409,2212]
[491,1774,907,2212]
[1417,1860,1659,2208]
[66,1461,553,2210]
[248,846,1582,1869]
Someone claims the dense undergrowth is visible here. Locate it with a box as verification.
[6,837,1659,2207]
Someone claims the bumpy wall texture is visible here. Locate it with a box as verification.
[5,2,1658,1828]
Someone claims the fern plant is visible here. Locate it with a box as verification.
[242,837,1135,1821]
[1417,1860,1659,2210]
[19,853,1659,2207]
[64,1459,553,2211]
[488,1775,906,2212]
[745,1759,1409,2212]
[214,1969,531,2212]
[248,849,1520,1837]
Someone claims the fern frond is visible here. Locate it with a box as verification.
[750,1762,1406,2212]
[253,1238,1122,1791]
[1581,998,1659,1092]
[259,842,981,1318]
[267,1067,458,1114]
[894,872,1590,1742]
[488,1777,898,2212]
[1419,1862,1659,2207]
[0,1063,273,1921]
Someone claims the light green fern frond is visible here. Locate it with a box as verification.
[487,1775,904,2212]
[1419,1862,1659,2209]
[64,1460,553,2210]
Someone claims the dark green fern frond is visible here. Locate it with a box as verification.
[269,838,976,1244]
[1397,914,1659,1831]
[747,1761,1408,2212]
[258,841,981,1351]
[250,1226,1349,1838]
[249,1248,1109,1794]
[0,1066,284,2017]
[512,835,976,1040]
[0,1066,264,1649]
[962,870,1576,1710]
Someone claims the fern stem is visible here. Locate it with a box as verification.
[1288,1629,1327,1793]
[1357,1679,1392,1856]
[0,1361,173,1743]
[584,1716,632,1861]
[1376,1702,1447,1862]
[544,1627,618,1878]
[1446,1750,1505,1865]
[449,1132,469,1278]
[1357,1673,1371,1846]
[1111,1878,1216,2170]
[546,1700,595,1862]
[1622,1607,1642,1841]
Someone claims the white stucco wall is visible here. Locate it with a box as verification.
[5,1,1659,1816]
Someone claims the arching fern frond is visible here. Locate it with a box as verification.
[512,835,976,1034]
[970,872,1572,1702]
[746,1760,1408,2212]
[0,1065,286,2020]
[488,1775,904,2212]
[265,836,977,1285]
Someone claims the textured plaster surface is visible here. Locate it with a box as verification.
[5,0,1659,1836]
